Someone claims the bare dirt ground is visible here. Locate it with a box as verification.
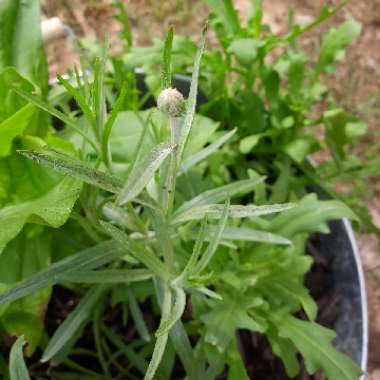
[42,0,380,378]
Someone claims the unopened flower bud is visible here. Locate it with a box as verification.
[157,88,185,117]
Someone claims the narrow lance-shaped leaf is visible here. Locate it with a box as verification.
[0,240,123,305]
[193,199,230,274]
[172,203,295,225]
[60,269,152,284]
[57,74,96,127]
[9,336,31,380]
[156,287,187,337]
[175,177,265,215]
[205,226,292,245]
[102,325,149,374]
[18,148,123,194]
[162,26,174,89]
[93,39,109,140]
[179,128,237,174]
[42,285,106,363]
[155,280,199,380]
[176,23,208,164]
[102,82,128,166]
[13,87,98,151]
[172,216,208,287]
[127,286,151,342]
[144,285,172,380]
[118,142,174,205]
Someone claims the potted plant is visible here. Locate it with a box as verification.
[0,1,370,379]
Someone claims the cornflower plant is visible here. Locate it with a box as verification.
[0,2,362,380]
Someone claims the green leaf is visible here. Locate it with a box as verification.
[193,200,230,274]
[102,82,128,166]
[144,286,171,380]
[266,324,299,377]
[173,217,208,286]
[275,315,361,380]
[13,87,98,151]
[156,287,186,337]
[118,142,174,205]
[173,203,294,225]
[0,174,81,254]
[9,335,30,380]
[41,285,106,363]
[0,0,48,92]
[228,39,263,66]
[175,178,265,215]
[127,286,151,342]
[206,226,291,245]
[0,104,36,157]
[0,240,124,305]
[271,193,357,237]
[57,74,95,128]
[179,128,236,174]
[162,27,174,89]
[101,222,170,280]
[19,148,122,193]
[60,269,152,284]
[168,321,198,380]
[201,294,265,352]
[314,18,361,78]
[0,232,52,355]
[227,338,249,380]
[239,134,261,154]
[206,0,241,36]
[177,24,207,164]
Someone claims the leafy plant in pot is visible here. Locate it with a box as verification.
[0,1,370,380]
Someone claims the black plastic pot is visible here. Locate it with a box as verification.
[135,72,368,377]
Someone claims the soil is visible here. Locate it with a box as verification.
[40,0,380,378]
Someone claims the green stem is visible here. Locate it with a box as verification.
[93,305,111,378]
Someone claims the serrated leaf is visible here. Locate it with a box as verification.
[275,315,361,380]
[271,194,357,237]
[175,178,265,215]
[118,142,174,205]
[172,203,294,225]
[9,335,31,380]
[41,285,105,362]
[0,240,124,305]
[179,128,237,174]
[19,149,122,193]
[315,18,361,78]
[201,294,265,352]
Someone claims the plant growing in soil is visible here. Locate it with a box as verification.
[0,1,370,379]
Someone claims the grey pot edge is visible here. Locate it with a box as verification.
[343,218,369,378]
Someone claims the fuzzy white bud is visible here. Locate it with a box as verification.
[157,88,185,117]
